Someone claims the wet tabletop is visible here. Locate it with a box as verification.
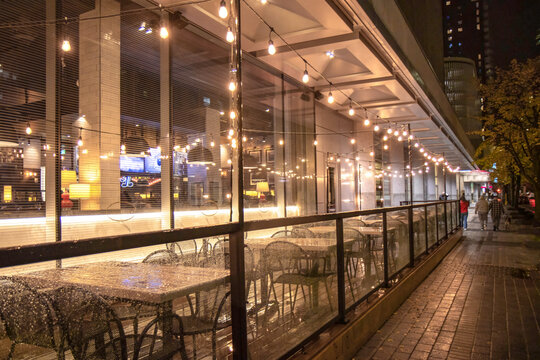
[16,262,230,304]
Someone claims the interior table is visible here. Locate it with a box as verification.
[16,262,230,353]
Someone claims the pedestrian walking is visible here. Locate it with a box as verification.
[460,194,470,230]
[475,194,489,230]
[489,195,505,231]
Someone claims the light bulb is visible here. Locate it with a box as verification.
[369,151,374,157]
[228,128,234,136]
[398,136,403,141]
[374,125,380,132]
[268,39,276,55]
[226,27,234,43]
[439,157,444,162]
[349,107,355,116]
[242,136,247,142]
[420,147,424,153]
[77,136,83,147]
[313,140,318,146]
[61,40,71,52]
[228,80,236,92]
[383,144,388,150]
[409,134,413,139]
[261,0,267,4]
[25,123,32,135]
[394,130,399,136]
[387,128,392,134]
[229,111,236,119]
[327,92,334,104]
[302,70,309,84]
[383,135,388,141]
[210,141,215,147]
[219,0,228,19]
[414,142,419,147]
[350,138,356,144]
[364,118,370,126]
[121,144,126,151]
[402,130,408,137]
[160,26,169,39]
[279,139,284,145]
[424,152,428,157]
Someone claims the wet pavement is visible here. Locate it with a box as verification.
[354,213,540,360]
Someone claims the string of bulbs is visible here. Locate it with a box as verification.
[221,0,459,173]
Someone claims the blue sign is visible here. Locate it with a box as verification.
[120,176,134,188]
[145,148,162,173]
[120,156,145,173]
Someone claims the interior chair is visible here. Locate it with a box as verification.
[168,240,201,266]
[0,276,64,360]
[270,229,295,238]
[291,226,315,238]
[262,241,334,318]
[142,249,179,265]
[132,313,188,360]
[342,228,368,303]
[50,286,127,360]
[344,218,366,228]
[178,286,231,360]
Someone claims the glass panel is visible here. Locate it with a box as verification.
[0,2,47,248]
[437,203,446,240]
[245,221,338,359]
[427,205,438,248]
[387,210,410,277]
[343,214,384,308]
[0,237,231,359]
[413,208,427,257]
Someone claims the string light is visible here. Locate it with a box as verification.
[260,0,267,4]
[228,79,236,92]
[229,111,236,119]
[267,29,276,55]
[61,40,71,52]
[350,138,356,144]
[219,0,228,19]
[159,24,169,39]
[228,128,234,136]
[364,118,370,126]
[398,136,403,141]
[279,139,284,146]
[348,102,355,116]
[313,140,318,146]
[374,125,380,132]
[25,123,32,135]
[402,130,408,137]
[210,141,215,147]
[383,144,389,150]
[369,151,374,157]
[420,147,425,153]
[226,27,234,43]
[387,128,393,134]
[302,61,309,83]
[383,135,388,141]
[327,87,334,104]
[414,142,419,147]
[393,130,399,137]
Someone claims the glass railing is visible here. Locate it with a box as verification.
[0,201,460,359]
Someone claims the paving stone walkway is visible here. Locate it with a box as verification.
[354,213,540,360]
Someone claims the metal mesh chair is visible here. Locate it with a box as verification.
[142,249,179,265]
[343,228,368,302]
[262,241,334,316]
[50,286,127,360]
[0,276,64,360]
[132,313,188,360]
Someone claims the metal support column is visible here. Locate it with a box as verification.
[336,218,346,323]
[231,0,247,358]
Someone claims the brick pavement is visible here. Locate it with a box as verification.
[353,213,540,360]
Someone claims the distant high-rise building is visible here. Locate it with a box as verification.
[442,0,493,82]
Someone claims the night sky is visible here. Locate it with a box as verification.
[487,0,539,68]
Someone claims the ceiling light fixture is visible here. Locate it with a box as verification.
[219,0,228,19]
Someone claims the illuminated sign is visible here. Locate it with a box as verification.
[3,186,12,203]
[120,176,134,188]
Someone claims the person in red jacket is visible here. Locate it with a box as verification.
[460,194,470,230]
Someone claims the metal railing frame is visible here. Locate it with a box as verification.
[0,200,460,359]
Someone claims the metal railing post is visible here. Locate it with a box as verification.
[382,212,389,287]
[424,205,429,253]
[336,218,346,323]
[444,201,448,240]
[408,206,414,267]
[435,204,439,245]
